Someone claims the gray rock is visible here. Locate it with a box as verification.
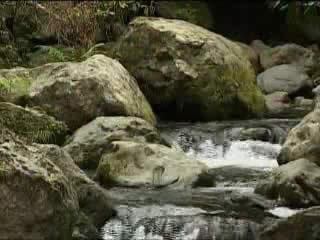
[264,92,314,118]
[259,43,315,71]
[278,109,320,166]
[257,64,313,95]
[1,55,156,130]
[64,116,167,170]
[116,17,265,121]
[96,141,208,189]
[256,159,320,207]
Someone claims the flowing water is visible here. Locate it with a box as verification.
[102,119,300,240]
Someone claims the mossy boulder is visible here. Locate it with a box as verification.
[64,116,167,170]
[0,129,114,240]
[115,17,265,121]
[96,141,208,188]
[0,102,68,144]
[0,130,79,240]
[156,1,214,30]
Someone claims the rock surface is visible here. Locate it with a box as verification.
[0,129,114,240]
[1,55,156,130]
[0,102,68,144]
[278,109,320,165]
[257,64,313,95]
[0,130,78,240]
[261,207,320,240]
[116,17,265,121]
[259,43,315,70]
[96,141,208,189]
[64,116,167,170]
[256,159,320,207]
[264,91,314,118]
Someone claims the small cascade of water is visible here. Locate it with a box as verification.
[102,205,260,240]
[102,120,298,240]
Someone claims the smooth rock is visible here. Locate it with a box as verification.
[257,64,313,95]
[96,141,208,189]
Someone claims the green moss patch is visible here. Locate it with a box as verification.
[0,102,69,145]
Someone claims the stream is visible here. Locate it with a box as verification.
[102,119,301,240]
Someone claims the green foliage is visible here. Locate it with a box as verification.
[0,76,31,102]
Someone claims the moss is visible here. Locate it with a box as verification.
[184,60,266,120]
[0,103,69,145]
[0,75,31,103]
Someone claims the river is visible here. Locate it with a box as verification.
[101,119,301,240]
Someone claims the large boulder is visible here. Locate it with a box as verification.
[0,130,78,240]
[260,207,320,240]
[0,102,68,144]
[255,159,320,207]
[0,129,114,239]
[156,1,214,30]
[0,55,156,130]
[235,41,261,74]
[115,17,265,121]
[278,109,320,165]
[257,64,313,95]
[96,141,208,189]
[259,43,315,71]
[64,116,167,170]
[28,54,156,130]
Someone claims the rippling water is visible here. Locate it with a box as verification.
[102,120,295,240]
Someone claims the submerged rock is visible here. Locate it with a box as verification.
[96,141,208,189]
[0,102,68,144]
[256,159,320,207]
[64,116,167,170]
[261,207,320,240]
[116,17,265,121]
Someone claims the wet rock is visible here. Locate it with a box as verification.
[250,39,271,57]
[64,116,167,170]
[257,64,313,95]
[0,102,69,144]
[256,159,320,208]
[194,166,271,188]
[116,17,265,121]
[96,141,208,189]
[261,207,320,240]
[278,109,320,166]
[238,127,273,142]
